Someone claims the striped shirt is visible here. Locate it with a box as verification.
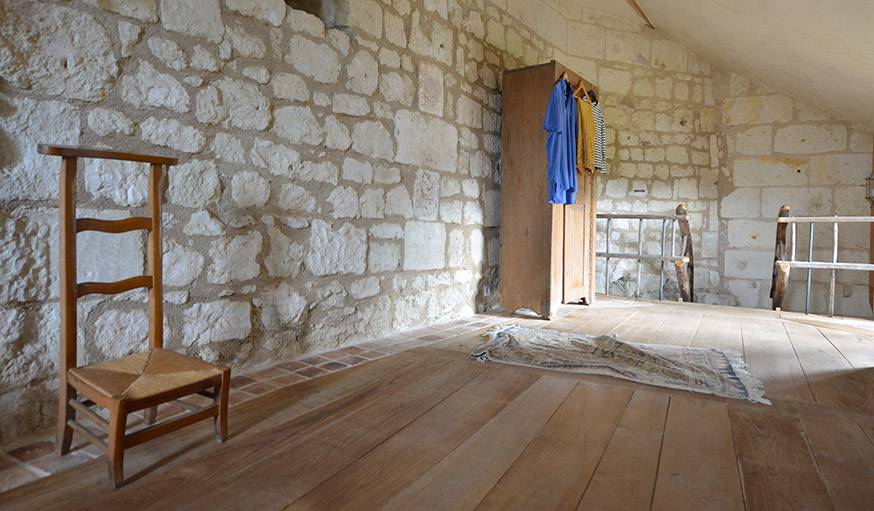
[592,101,607,173]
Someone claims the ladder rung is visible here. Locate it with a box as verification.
[76,217,152,233]
[77,275,153,297]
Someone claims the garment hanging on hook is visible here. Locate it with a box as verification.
[544,77,578,204]
[576,81,596,174]
[590,91,608,174]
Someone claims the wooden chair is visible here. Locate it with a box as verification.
[39,145,231,488]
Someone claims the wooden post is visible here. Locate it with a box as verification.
[57,156,78,455]
[148,164,163,349]
[673,204,694,302]
[772,261,791,310]
[674,260,691,303]
[770,204,791,310]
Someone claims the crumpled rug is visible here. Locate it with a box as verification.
[471,325,770,404]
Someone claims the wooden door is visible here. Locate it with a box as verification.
[563,172,597,305]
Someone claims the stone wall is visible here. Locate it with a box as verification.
[717,73,873,315]
[0,0,565,443]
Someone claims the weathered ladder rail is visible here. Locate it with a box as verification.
[770,204,874,316]
[596,204,694,302]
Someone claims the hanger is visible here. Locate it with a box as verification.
[574,80,591,102]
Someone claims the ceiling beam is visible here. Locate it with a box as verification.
[625,0,655,29]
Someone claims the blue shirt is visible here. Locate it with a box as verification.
[544,80,578,204]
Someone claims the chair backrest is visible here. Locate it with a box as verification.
[38,145,178,374]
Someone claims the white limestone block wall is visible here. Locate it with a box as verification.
[717,73,874,316]
[0,0,563,443]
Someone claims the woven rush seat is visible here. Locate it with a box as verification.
[69,349,225,406]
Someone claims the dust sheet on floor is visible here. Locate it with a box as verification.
[471,325,770,404]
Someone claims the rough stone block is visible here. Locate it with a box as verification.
[0,216,53,302]
[345,0,382,38]
[418,62,445,116]
[598,68,632,95]
[286,35,340,83]
[651,40,686,71]
[394,110,458,172]
[727,220,775,249]
[0,97,80,201]
[352,121,394,160]
[120,61,189,113]
[606,31,649,65]
[160,0,224,42]
[761,187,831,217]
[733,156,808,187]
[208,232,262,283]
[723,250,773,279]
[231,171,270,208]
[168,160,220,207]
[720,188,760,219]
[774,125,848,154]
[226,0,286,26]
[809,154,872,185]
[305,220,366,276]
[369,241,400,272]
[140,117,205,153]
[0,2,119,101]
[403,221,446,270]
[347,50,379,95]
[274,105,323,145]
[183,300,251,346]
[734,125,773,155]
[722,95,793,126]
[251,139,301,177]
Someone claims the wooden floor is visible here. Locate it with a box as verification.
[4,299,874,510]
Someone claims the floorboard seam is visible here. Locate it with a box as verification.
[725,405,749,511]
[605,309,640,336]
[797,415,837,509]
[470,379,579,510]
[814,326,857,368]
[572,390,635,510]
[781,321,819,404]
[648,395,672,511]
[690,312,705,347]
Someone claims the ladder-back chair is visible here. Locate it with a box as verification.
[39,145,231,488]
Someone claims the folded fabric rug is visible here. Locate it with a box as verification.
[471,325,770,404]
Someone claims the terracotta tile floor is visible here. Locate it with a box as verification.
[0,313,509,493]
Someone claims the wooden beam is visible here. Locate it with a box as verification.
[625,0,655,29]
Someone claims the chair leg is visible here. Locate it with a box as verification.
[56,383,75,455]
[144,406,158,425]
[107,402,127,489]
[214,369,230,443]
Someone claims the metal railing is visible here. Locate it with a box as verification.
[771,204,874,316]
[597,204,694,301]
